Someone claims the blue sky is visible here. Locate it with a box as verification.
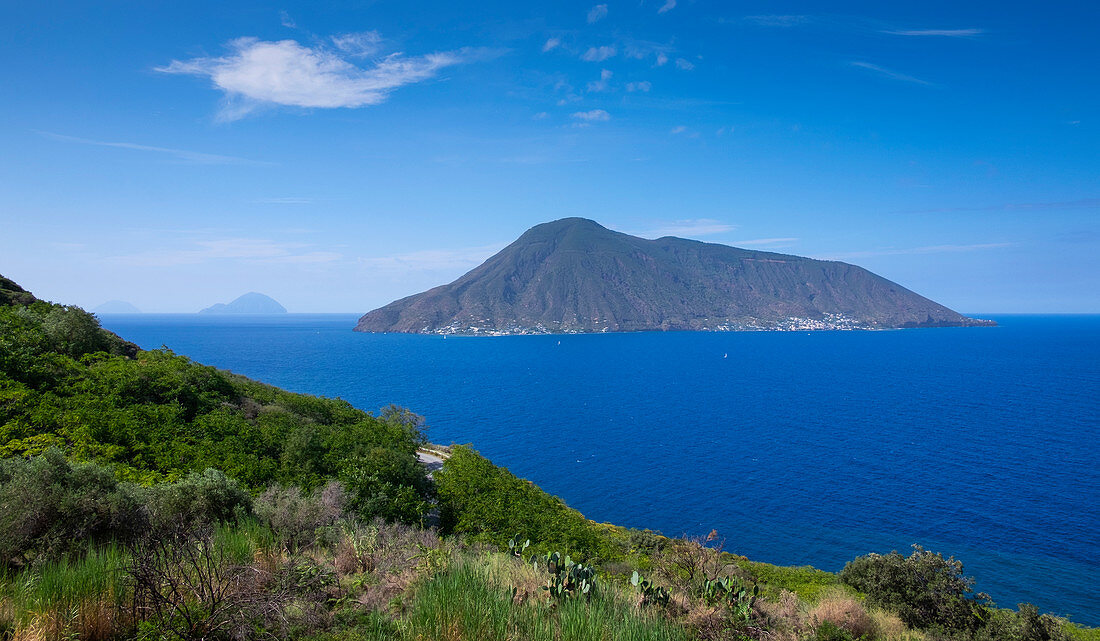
[1,1,1096,313]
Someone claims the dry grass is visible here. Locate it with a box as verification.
[809,588,878,639]
[869,608,926,641]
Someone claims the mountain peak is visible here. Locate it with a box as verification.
[355,220,993,335]
[200,292,287,314]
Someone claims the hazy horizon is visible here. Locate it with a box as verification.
[2,1,1097,313]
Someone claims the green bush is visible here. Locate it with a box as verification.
[342,447,432,525]
[147,468,252,531]
[972,604,1070,641]
[0,449,147,568]
[839,545,990,633]
[814,620,857,641]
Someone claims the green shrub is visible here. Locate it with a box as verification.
[972,604,1070,641]
[0,449,146,568]
[342,447,432,525]
[814,620,857,641]
[147,468,252,531]
[839,545,990,633]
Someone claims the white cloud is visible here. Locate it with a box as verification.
[532,111,549,119]
[330,30,382,57]
[571,109,611,121]
[39,131,270,165]
[582,45,616,62]
[587,69,613,92]
[884,28,983,37]
[626,81,651,92]
[655,52,669,66]
[279,10,296,28]
[587,4,608,23]
[849,61,931,86]
[669,125,687,134]
[113,238,342,267]
[638,219,736,238]
[542,37,561,52]
[157,37,475,120]
[658,0,676,14]
[675,57,694,70]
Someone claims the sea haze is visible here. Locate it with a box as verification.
[100,314,1100,625]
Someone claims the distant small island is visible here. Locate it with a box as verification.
[356,218,994,335]
[93,300,142,314]
[200,292,287,314]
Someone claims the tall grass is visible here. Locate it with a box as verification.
[405,559,689,641]
[214,518,271,564]
[2,545,129,641]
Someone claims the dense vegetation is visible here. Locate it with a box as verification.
[0,285,430,523]
[0,275,1094,641]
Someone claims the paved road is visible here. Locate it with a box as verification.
[417,450,446,477]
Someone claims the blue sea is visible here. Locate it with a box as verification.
[99,314,1100,626]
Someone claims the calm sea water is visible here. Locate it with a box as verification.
[100,314,1100,625]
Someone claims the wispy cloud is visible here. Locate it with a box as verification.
[822,242,1013,260]
[742,15,809,27]
[896,198,1100,215]
[669,125,688,134]
[658,0,676,14]
[626,81,651,92]
[358,244,504,272]
[731,237,799,246]
[587,69,613,92]
[884,28,983,37]
[655,52,669,66]
[330,31,382,57]
[638,219,735,238]
[581,45,616,62]
[571,109,611,122]
[849,61,932,86]
[587,4,608,23]
[739,15,984,41]
[39,131,270,165]
[157,36,482,120]
[542,37,561,52]
[675,58,695,70]
[112,238,342,266]
[279,10,296,28]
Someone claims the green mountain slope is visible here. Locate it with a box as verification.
[356,218,992,335]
